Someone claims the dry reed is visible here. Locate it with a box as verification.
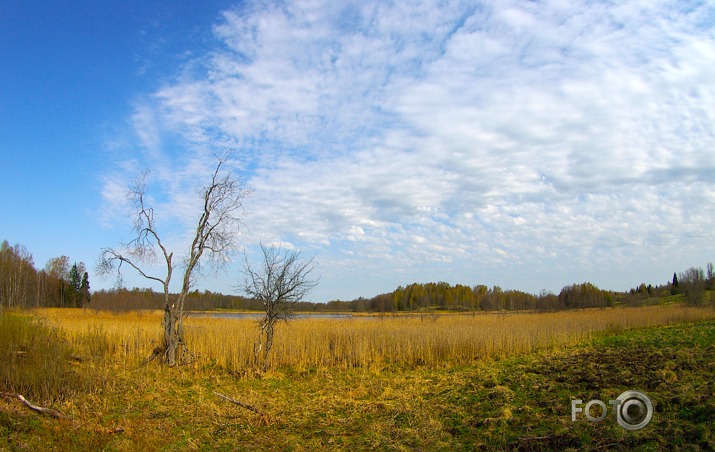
[36,304,714,373]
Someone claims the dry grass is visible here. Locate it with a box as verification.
[0,314,85,402]
[2,307,714,450]
[36,304,715,373]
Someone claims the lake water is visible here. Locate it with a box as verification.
[189,312,354,320]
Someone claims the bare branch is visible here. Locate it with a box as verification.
[97,248,167,287]
[214,392,264,415]
[179,153,251,296]
[16,394,72,420]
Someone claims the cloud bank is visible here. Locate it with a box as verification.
[103,0,715,301]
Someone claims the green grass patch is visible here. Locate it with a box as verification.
[477,319,715,449]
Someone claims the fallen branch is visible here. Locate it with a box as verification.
[214,392,263,415]
[519,434,553,442]
[16,394,71,420]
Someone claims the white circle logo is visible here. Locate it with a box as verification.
[615,390,653,431]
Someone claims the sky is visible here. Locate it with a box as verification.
[1,0,714,302]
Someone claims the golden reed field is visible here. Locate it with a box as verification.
[35,304,715,373]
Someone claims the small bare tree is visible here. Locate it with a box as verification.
[680,267,706,305]
[98,153,250,366]
[240,243,318,371]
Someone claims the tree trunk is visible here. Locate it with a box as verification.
[163,304,176,366]
[157,292,190,366]
[160,303,186,366]
[262,323,275,371]
[254,321,266,368]
[254,318,277,372]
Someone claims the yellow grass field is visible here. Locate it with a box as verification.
[3,305,715,450]
[36,304,715,373]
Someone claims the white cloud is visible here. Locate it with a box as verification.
[103,0,715,300]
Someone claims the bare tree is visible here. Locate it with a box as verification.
[680,267,706,305]
[239,243,318,371]
[98,153,250,366]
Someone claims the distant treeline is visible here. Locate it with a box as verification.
[321,270,713,313]
[1,239,712,312]
[0,240,90,309]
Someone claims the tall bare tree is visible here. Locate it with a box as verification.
[239,243,318,371]
[45,256,71,307]
[98,154,250,366]
[0,241,36,310]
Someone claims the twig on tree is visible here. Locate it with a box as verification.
[214,391,263,415]
[16,394,72,420]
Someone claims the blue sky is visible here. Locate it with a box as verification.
[1,0,714,302]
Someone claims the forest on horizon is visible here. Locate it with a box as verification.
[1,239,712,313]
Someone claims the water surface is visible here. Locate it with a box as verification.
[190,312,354,320]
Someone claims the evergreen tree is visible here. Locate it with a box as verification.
[671,272,680,295]
[69,263,81,289]
[68,263,82,307]
[80,272,90,307]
